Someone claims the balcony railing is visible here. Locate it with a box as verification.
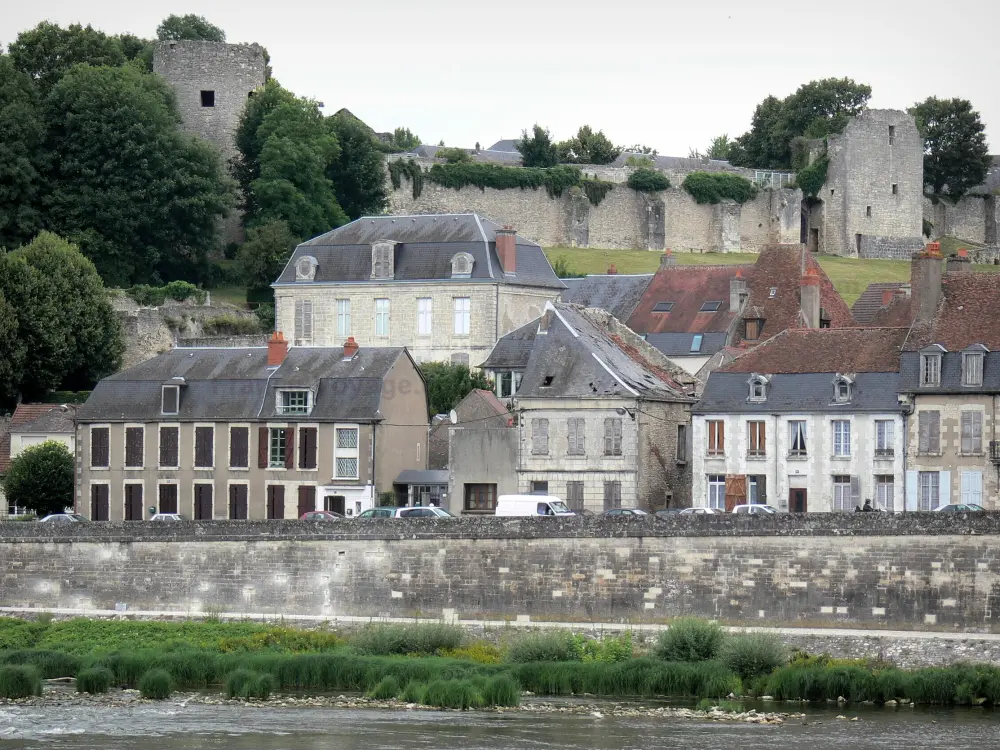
[874,448,895,459]
[990,441,1000,464]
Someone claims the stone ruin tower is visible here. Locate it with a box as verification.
[153,40,267,245]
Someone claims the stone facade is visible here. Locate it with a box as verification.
[6,515,1000,631]
[275,282,556,367]
[448,426,519,514]
[923,194,1000,250]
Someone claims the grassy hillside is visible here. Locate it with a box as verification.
[544,243,999,306]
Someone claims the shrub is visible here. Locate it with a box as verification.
[796,156,829,198]
[225,669,274,700]
[439,642,503,664]
[76,667,114,694]
[423,678,483,710]
[422,162,609,204]
[481,674,521,707]
[681,172,757,204]
[349,623,466,656]
[138,668,173,699]
[401,680,427,703]
[720,632,787,682]
[581,632,633,664]
[368,675,401,700]
[627,167,670,192]
[201,315,260,336]
[654,618,725,662]
[126,281,206,307]
[0,665,42,699]
[504,631,583,663]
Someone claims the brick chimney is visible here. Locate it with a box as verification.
[267,331,288,366]
[495,226,516,275]
[911,242,943,323]
[800,267,821,328]
[607,264,617,275]
[660,249,676,267]
[343,336,359,360]
[946,248,971,274]
[730,269,747,310]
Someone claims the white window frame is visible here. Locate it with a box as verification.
[453,297,471,336]
[123,424,145,470]
[193,423,215,470]
[789,420,807,457]
[268,426,288,469]
[875,420,894,457]
[963,352,984,387]
[334,424,360,479]
[374,298,390,337]
[228,423,251,471]
[918,471,939,511]
[277,389,312,416]
[832,476,853,512]
[706,420,725,457]
[749,378,767,402]
[920,353,941,387]
[336,299,351,338]
[875,476,894,511]
[417,297,433,337]
[834,378,851,403]
[161,385,180,416]
[707,475,726,509]
[832,419,851,457]
[89,424,111,470]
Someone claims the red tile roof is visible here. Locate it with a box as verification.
[0,404,69,474]
[731,245,855,346]
[851,282,908,324]
[627,264,752,335]
[721,327,909,374]
[905,272,1000,351]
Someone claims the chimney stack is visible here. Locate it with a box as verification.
[607,264,617,275]
[267,331,289,366]
[496,226,516,275]
[660,249,676,267]
[730,269,747,310]
[946,248,971,274]
[911,242,943,322]
[881,289,895,306]
[800,267,821,328]
[343,336,359,360]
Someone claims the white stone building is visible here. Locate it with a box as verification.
[272,214,565,366]
[691,327,909,512]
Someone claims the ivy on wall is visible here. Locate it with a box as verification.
[795,156,829,199]
[388,159,424,199]
[681,172,757,204]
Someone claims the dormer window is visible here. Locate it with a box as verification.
[161,385,180,415]
[833,374,853,403]
[748,374,768,402]
[278,389,312,415]
[450,252,474,278]
[652,301,674,313]
[744,318,763,341]
[294,255,317,281]
[920,346,944,387]
[371,240,396,280]
[963,346,986,387]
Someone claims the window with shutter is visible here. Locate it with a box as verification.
[918,472,940,510]
[567,418,585,456]
[747,421,765,457]
[258,426,269,468]
[604,418,622,456]
[194,484,213,519]
[294,299,313,345]
[919,411,940,454]
[299,427,318,469]
[125,426,144,468]
[961,411,983,454]
[676,424,689,462]
[90,484,110,521]
[266,485,285,519]
[603,481,622,510]
[531,419,549,455]
[961,471,983,506]
[707,421,725,456]
[158,483,178,514]
[229,484,249,520]
[90,427,110,468]
[284,428,295,469]
[298,485,316,517]
[159,426,179,468]
[566,481,585,511]
[194,426,214,468]
[832,476,852,511]
[230,427,249,468]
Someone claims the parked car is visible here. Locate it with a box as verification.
[495,495,574,517]
[394,506,456,518]
[732,504,778,515]
[602,508,647,517]
[300,510,345,521]
[655,508,684,517]
[678,507,723,515]
[933,503,984,513]
[39,513,88,523]
[150,513,184,521]
[356,507,397,519]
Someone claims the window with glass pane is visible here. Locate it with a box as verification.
[336,299,351,337]
[269,428,286,467]
[963,352,984,386]
[417,298,432,336]
[832,420,851,457]
[375,298,390,336]
[707,420,725,456]
[960,411,983,454]
[747,421,765,457]
[464,483,497,511]
[280,390,310,415]
[921,353,940,386]
[707,475,725,509]
[875,476,894,510]
[335,426,359,479]
[604,418,622,456]
[875,420,894,456]
[454,297,471,335]
[789,421,807,456]
[832,476,852,511]
[498,371,513,398]
[918,471,939,510]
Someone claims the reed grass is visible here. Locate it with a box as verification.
[481,674,521,707]
[75,667,114,694]
[401,680,427,703]
[138,668,172,700]
[368,676,401,700]
[504,631,582,663]
[720,632,787,682]
[0,665,42,699]
[225,669,275,700]
[423,679,483,710]
[348,623,466,656]
[0,649,81,679]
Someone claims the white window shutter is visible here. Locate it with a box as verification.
[905,471,918,511]
[940,470,951,506]
[850,476,861,507]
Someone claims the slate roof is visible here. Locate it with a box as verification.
[904,272,1000,351]
[611,153,739,172]
[0,404,75,474]
[730,245,855,346]
[628,264,751,337]
[899,351,1000,393]
[480,318,539,370]
[76,347,409,423]
[559,274,653,319]
[721,327,909,374]
[516,303,693,401]
[646,332,730,357]
[693,371,903,414]
[851,282,908,324]
[408,145,522,164]
[487,139,519,153]
[276,214,564,290]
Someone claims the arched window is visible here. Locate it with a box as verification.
[295,255,317,281]
[451,253,474,278]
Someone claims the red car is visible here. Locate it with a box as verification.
[299,510,345,521]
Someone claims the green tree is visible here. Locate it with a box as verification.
[156,14,226,42]
[1,441,74,516]
[0,55,45,249]
[909,97,992,198]
[419,362,491,417]
[624,144,658,156]
[728,95,787,168]
[236,220,298,293]
[250,100,347,238]
[391,127,421,150]
[117,33,154,72]
[0,290,25,405]
[433,146,472,164]
[43,64,233,284]
[327,113,389,219]
[557,126,621,164]
[233,80,299,217]
[8,22,126,93]
[706,134,732,160]
[516,124,559,168]
[0,232,123,400]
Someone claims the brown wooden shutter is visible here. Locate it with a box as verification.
[284,427,295,469]
[230,427,249,468]
[718,421,725,454]
[125,427,143,467]
[91,484,110,521]
[298,427,317,469]
[258,426,269,468]
[229,484,248,520]
[91,428,109,467]
[298,485,316,517]
[160,427,178,467]
[195,426,213,467]
[267,485,285,519]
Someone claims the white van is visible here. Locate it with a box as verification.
[495,495,575,517]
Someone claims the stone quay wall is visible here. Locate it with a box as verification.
[3,515,1000,633]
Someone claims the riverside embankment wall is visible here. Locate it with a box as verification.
[3,515,1000,632]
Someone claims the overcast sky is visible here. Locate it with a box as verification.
[5,1,999,155]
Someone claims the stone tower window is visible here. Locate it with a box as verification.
[892,184,898,195]
[866,206,872,218]
[200,90,215,107]
[888,125,895,146]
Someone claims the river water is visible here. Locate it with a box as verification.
[0,702,997,749]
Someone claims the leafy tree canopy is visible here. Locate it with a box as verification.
[420,362,491,417]
[390,127,421,151]
[434,146,472,164]
[0,290,24,405]
[0,232,123,403]
[1,441,75,516]
[624,144,658,156]
[0,55,45,249]
[234,80,299,216]
[706,134,732,160]
[44,64,233,284]
[909,96,992,199]
[236,219,298,292]
[516,124,559,168]
[156,14,226,42]
[728,78,872,169]
[557,126,621,165]
[326,113,389,219]
[8,22,126,93]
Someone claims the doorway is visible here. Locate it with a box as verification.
[809,228,819,253]
[229,485,248,520]
[194,484,213,520]
[325,495,346,515]
[124,484,143,521]
[266,485,285,519]
[91,485,109,521]
[789,488,808,513]
[297,485,316,518]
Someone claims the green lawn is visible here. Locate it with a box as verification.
[209,284,250,308]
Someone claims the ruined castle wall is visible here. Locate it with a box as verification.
[923,195,988,245]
